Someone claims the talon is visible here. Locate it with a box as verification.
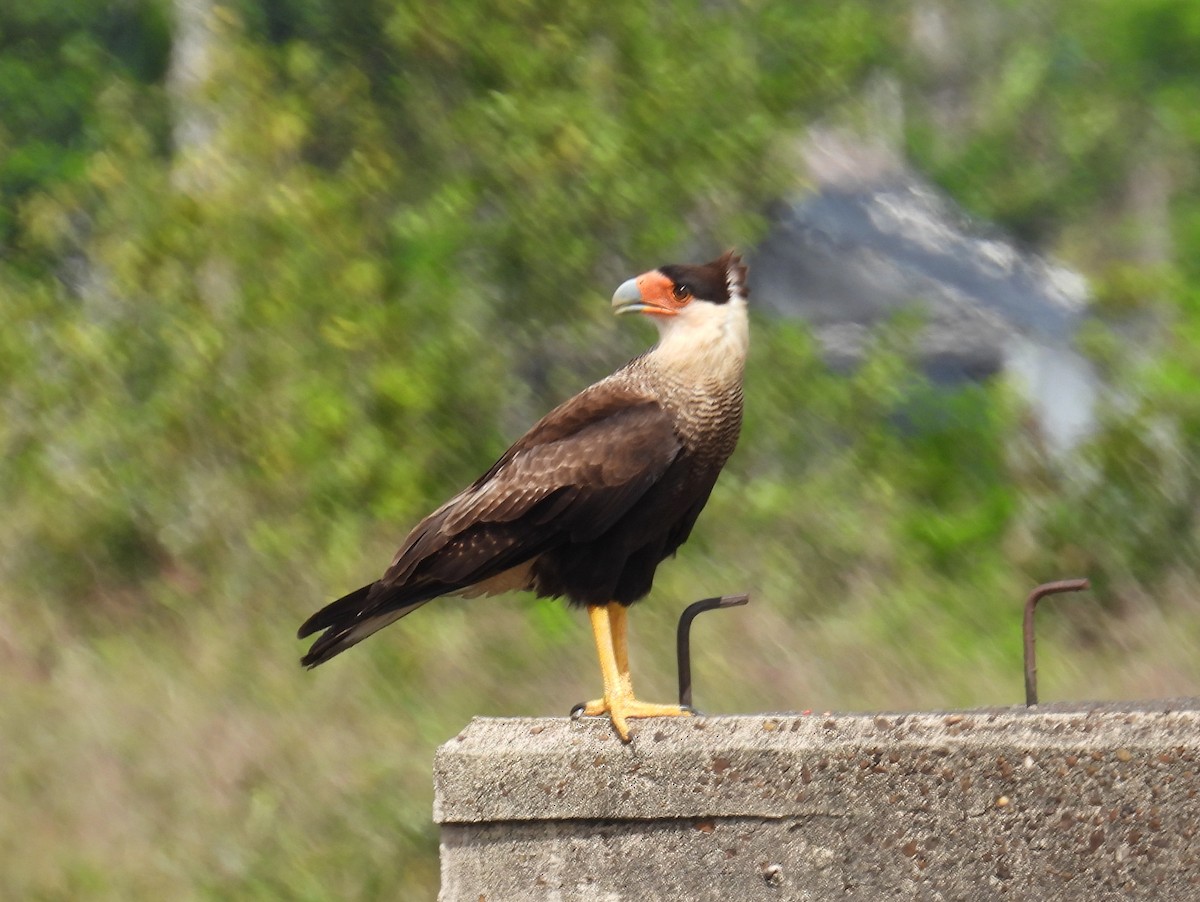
[578,694,691,741]
[582,602,690,743]
[578,698,607,717]
[612,712,632,743]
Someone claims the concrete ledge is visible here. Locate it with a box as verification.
[435,702,1200,900]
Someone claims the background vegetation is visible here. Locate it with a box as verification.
[4,1,1200,898]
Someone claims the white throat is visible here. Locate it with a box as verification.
[645,294,749,384]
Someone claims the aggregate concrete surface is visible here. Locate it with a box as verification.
[435,702,1200,900]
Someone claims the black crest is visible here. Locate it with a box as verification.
[657,251,748,305]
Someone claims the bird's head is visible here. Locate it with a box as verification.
[611,252,750,373]
[612,250,748,321]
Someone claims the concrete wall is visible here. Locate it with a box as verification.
[435,702,1200,900]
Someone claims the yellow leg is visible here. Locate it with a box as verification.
[610,602,634,697]
[581,602,690,742]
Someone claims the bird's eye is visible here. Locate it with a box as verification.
[672,284,692,303]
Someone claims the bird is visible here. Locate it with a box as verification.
[298,251,749,741]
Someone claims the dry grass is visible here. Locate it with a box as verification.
[6,496,1199,901]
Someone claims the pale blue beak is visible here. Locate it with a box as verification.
[611,277,645,316]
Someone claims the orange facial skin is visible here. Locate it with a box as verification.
[633,271,692,316]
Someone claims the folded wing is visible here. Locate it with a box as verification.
[298,385,681,665]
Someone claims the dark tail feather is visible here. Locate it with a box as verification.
[299,583,431,668]
[298,584,373,639]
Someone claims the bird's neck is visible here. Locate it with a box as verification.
[644,297,749,389]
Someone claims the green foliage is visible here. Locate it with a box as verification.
[0,0,169,250]
[6,1,1200,899]
[898,0,1200,607]
[2,0,892,605]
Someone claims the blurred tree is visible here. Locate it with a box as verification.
[0,0,170,259]
[0,0,891,607]
[899,0,1200,593]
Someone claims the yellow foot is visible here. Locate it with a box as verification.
[578,696,692,742]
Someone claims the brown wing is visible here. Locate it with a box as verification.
[299,382,683,661]
[380,383,681,591]
[298,383,682,665]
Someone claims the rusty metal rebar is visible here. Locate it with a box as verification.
[677,594,750,709]
[1023,578,1091,707]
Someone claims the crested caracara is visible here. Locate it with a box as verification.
[299,252,749,741]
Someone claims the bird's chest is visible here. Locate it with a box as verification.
[664,380,744,465]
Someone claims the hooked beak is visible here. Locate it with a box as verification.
[611,273,677,317]
[611,278,645,316]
